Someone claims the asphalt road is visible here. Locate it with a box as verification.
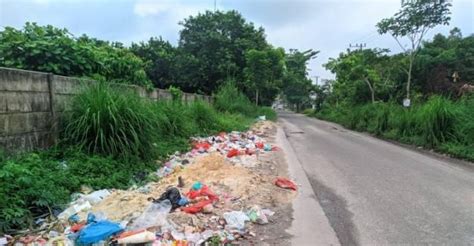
[279,111,474,245]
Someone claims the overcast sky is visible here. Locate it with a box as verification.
[1,0,473,80]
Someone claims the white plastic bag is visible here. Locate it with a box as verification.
[131,200,172,229]
[223,211,249,230]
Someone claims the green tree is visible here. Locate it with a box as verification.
[414,29,474,95]
[130,37,176,89]
[282,49,319,111]
[178,10,268,94]
[377,0,451,101]
[244,47,285,105]
[324,49,394,104]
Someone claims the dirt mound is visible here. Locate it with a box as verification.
[80,153,294,223]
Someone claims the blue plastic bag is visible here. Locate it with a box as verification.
[77,220,123,244]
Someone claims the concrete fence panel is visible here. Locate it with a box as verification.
[0,67,212,153]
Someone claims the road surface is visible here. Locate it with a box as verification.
[279,111,474,245]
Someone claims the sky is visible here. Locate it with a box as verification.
[1,0,473,81]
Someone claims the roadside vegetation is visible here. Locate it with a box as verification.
[306,1,473,161]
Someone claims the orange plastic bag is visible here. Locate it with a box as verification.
[274,177,297,191]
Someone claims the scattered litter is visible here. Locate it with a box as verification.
[11,120,296,245]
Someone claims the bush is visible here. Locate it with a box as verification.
[302,108,315,115]
[0,152,72,232]
[214,82,277,121]
[214,81,254,116]
[64,82,159,159]
[0,22,152,88]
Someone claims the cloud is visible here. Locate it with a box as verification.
[134,0,173,17]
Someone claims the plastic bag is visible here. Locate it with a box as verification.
[181,200,213,214]
[185,185,218,201]
[131,200,172,229]
[77,221,123,244]
[82,189,110,205]
[247,206,274,225]
[223,211,249,230]
[58,200,92,220]
[274,177,298,191]
[227,148,240,158]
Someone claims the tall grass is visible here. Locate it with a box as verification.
[417,96,457,147]
[214,81,277,120]
[64,83,159,159]
[214,81,254,115]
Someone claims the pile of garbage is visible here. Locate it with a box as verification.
[3,120,298,245]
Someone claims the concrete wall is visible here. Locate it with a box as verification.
[0,67,212,153]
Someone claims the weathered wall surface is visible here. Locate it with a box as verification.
[0,67,212,152]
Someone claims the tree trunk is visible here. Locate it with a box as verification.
[255,89,259,106]
[406,55,414,100]
[364,78,375,104]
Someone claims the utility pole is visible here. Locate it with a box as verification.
[349,43,366,50]
[312,76,319,85]
[214,0,216,11]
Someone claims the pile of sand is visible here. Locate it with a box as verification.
[79,153,294,224]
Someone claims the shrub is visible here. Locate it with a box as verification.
[188,100,221,135]
[214,81,255,116]
[256,107,278,121]
[0,22,152,88]
[214,81,277,121]
[64,82,159,159]
[0,152,72,232]
[302,108,315,115]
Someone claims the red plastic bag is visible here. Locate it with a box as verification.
[227,148,240,158]
[274,177,297,191]
[181,200,213,214]
[255,142,264,149]
[194,142,211,150]
[186,185,218,201]
[183,185,218,214]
